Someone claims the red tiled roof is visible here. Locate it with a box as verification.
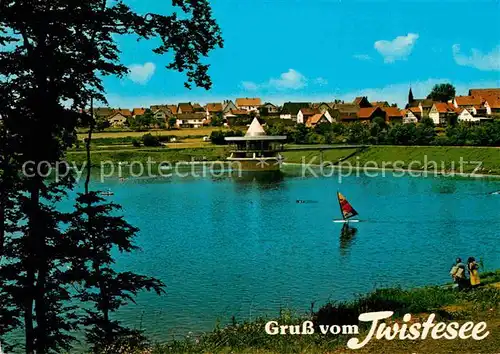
[178,103,194,113]
[206,103,223,112]
[167,105,178,114]
[306,113,326,126]
[114,109,132,117]
[382,107,402,117]
[409,107,421,114]
[433,102,457,113]
[469,88,500,97]
[353,96,367,105]
[300,108,320,116]
[236,98,262,107]
[230,109,250,116]
[132,108,146,116]
[357,107,379,118]
[483,96,500,109]
[177,113,205,119]
[108,111,128,119]
[455,96,482,106]
[339,113,359,121]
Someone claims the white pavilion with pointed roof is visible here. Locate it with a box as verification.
[225,118,287,171]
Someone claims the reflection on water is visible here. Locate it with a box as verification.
[339,224,358,256]
[433,181,458,194]
[233,171,285,187]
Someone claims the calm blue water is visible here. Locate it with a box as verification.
[66,169,500,342]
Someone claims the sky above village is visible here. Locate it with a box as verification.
[105,0,500,108]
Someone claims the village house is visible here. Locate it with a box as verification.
[116,109,132,116]
[429,103,457,126]
[382,106,403,124]
[93,107,114,119]
[400,109,408,122]
[235,98,262,112]
[483,97,500,115]
[404,107,422,124]
[205,103,224,119]
[132,108,146,118]
[297,108,320,124]
[452,96,483,114]
[406,87,433,117]
[167,105,178,115]
[153,107,173,122]
[192,103,205,113]
[305,113,330,128]
[227,109,250,118]
[176,113,206,128]
[297,107,333,124]
[469,88,500,97]
[352,96,372,108]
[280,102,311,120]
[150,104,170,112]
[356,106,385,123]
[261,102,280,115]
[221,100,238,119]
[312,102,335,112]
[414,100,434,118]
[177,102,194,114]
[331,103,360,123]
[457,108,476,122]
[107,111,128,127]
[222,100,237,112]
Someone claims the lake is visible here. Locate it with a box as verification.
[69,167,500,343]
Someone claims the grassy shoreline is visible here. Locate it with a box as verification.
[282,146,500,175]
[66,147,229,166]
[65,145,500,178]
[146,270,500,354]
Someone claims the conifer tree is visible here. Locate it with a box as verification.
[0,1,222,352]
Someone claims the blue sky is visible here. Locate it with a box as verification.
[106,0,500,108]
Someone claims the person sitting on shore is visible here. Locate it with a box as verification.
[467,257,481,288]
[450,258,467,290]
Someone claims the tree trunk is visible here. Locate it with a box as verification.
[0,200,4,257]
[30,178,47,354]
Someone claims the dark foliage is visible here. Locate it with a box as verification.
[210,130,244,145]
[66,192,165,353]
[142,133,162,147]
[131,138,141,147]
[0,0,222,352]
[427,83,456,102]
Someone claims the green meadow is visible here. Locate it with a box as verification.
[283,146,500,175]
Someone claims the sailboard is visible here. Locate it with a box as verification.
[333,192,360,223]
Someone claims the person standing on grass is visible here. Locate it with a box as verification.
[450,258,467,290]
[467,257,481,288]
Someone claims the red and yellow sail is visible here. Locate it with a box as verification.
[338,192,358,220]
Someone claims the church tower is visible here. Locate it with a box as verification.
[408,87,414,105]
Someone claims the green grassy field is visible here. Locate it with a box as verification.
[65,147,229,166]
[347,146,500,174]
[282,149,359,164]
[284,146,500,175]
[76,127,229,140]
